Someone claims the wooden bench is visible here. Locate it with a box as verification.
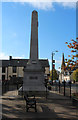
[24,94,37,112]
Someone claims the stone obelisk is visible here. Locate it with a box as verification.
[30,10,38,61]
[23,10,46,96]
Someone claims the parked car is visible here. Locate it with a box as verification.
[55,80,59,83]
[62,80,66,84]
[54,80,59,84]
[48,85,51,90]
[48,79,52,85]
[66,80,71,84]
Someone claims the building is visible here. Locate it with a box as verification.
[59,53,74,82]
[0,56,50,81]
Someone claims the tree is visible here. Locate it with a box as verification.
[65,38,78,70]
[72,69,78,82]
[50,69,58,80]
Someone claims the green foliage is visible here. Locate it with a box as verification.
[72,69,78,82]
[50,69,58,80]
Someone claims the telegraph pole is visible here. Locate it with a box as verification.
[52,52,53,85]
[51,51,58,85]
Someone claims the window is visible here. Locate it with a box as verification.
[13,66,16,73]
[2,75,5,81]
[2,67,5,73]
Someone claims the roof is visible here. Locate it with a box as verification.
[0,59,49,68]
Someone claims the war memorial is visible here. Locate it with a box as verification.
[23,10,46,96]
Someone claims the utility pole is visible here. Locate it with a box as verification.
[51,51,58,85]
[52,52,53,85]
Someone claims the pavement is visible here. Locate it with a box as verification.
[0,89,78,120]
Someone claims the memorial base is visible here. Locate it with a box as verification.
[18,87,48,97]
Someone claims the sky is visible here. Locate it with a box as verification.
[0,1,77,70]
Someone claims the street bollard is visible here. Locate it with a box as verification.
[46,82,48,99]
[8,81,9,91]
[59,81,60,93]
[69,81,71,98]
[5,82,6,93]
[64,80,65,96]
[17,83,18,90]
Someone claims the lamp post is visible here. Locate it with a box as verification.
[52,50,58,85]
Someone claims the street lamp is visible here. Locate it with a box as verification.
[52,50,58,85]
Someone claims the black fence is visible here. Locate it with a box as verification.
[2,77,23,95]
[50,81,72,98]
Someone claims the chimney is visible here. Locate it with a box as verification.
[9,56,12,60]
